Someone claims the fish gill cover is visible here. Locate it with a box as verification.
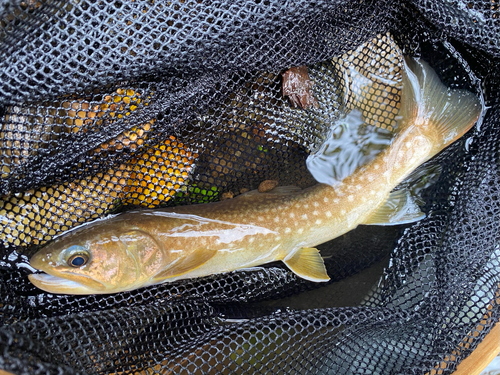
[0,0,498,374]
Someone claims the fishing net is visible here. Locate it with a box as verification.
[0,0,499,373]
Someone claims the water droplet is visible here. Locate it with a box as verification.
[465,137,473,152]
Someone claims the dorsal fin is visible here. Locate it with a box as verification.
[262,185,302,195]
[238,185,302,198]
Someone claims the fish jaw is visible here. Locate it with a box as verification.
[29,249,109,294]
[28,273,107,295]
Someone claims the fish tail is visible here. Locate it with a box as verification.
[401,57,482,155]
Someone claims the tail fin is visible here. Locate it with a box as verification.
[400,57,482,153]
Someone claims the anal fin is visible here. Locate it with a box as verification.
[153,248,217,281]
[283,247,330,282]
[398,162,442,205]
[363,189,425,226]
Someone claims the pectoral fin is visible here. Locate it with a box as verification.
[153,248,217,281]
[283,247,330,282]
[363,189,425,226]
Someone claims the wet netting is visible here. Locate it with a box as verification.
[0,0,499,374]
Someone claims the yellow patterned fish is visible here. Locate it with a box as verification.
[28,57,481,295]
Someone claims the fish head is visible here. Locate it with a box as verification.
[29,222,164,295]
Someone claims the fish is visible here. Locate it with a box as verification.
[28,56,482,295]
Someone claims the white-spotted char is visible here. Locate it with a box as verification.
[28,56,482,295]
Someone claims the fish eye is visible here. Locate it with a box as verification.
[67,253,89,267]
[65,245,90,268]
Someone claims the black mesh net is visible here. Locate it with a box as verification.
[0,0,499,374]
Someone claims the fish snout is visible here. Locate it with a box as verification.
[29,249,56,271]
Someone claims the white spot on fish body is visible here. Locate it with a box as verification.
[258,216,264,221]
[313,202,319,207]
[303,204,309,209]
[348,195,354,202]
[368,175,375,182]
[323,197,329,203]
[341,209,346,215]
[315,219,322,225]
[275,236,281,241]
[298,228,304,234]
[301,214,308,220]
[326,211,332,217]
[374,164,380,170]
[313,211,319,216]
[289,212,295,218]
[333,198,340,203]
[274,217,280,223]
[249,237,255,243]
[285,228,291,233]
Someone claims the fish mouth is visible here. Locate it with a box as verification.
[28,273,106,295]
